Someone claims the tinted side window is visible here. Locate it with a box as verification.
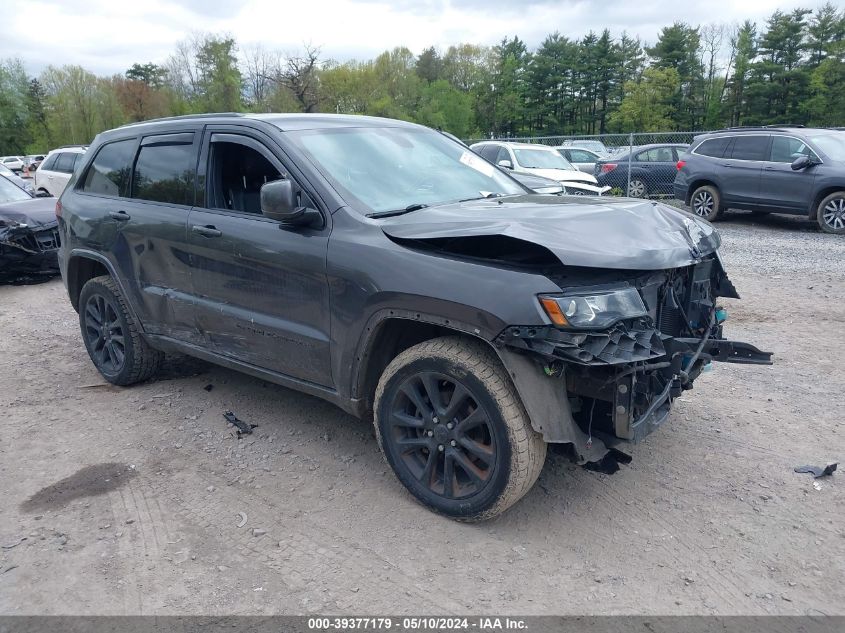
[40,154,58,171]
[54,152,75,173]
[495,147,511,164]
[81,140,135,197]
[696,137,732,158]
[477,145,498,162]
[569,150,593,162]
[769,136,812,163]
[730,136,769,161]
[132,141,195,205]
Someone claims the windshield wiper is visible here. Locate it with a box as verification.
[367,203,429,218]
[459,192,506,202]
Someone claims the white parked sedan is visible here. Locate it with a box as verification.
[470,141,610,195]
[1,156,25,173]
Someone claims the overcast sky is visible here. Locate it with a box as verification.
[0,0,833,76]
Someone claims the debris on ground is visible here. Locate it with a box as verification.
[794,463,837,478]
[224,410,257,437]
[583,448,632,475]
[236,512,248,528]
[252,528,267,537]
[203,384,214,392]
[1,537,26,549]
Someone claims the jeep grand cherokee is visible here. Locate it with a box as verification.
[57,114,772,520]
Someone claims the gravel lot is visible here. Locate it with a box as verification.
[0,211,843,615]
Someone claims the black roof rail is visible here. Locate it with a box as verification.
[117,112,245,128]
[710,124,806,133]
[55,144,88,149]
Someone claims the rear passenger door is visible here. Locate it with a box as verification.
[758,135,819,211]
[635,147,677,193]
[185,127,333,386]
[720,135,768,206]
[110,131,201,343]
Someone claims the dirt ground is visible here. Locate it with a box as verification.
[0,212,843,616]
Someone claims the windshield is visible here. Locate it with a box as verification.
[287,126,524,215]
[512,148,574,170]
[809,133,845,161]
[0,174,31,204]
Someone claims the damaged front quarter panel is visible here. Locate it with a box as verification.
[492,253,771,458]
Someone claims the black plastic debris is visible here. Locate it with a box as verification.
[223,411,257,437]
[583,448,632,475]
[203,384,214,392]
[794,463,837,478]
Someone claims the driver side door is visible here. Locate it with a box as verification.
[185,127,333,387]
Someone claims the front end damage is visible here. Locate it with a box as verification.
[495,256,772,462]
[0,199,61,277]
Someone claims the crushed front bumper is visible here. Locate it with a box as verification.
[495,258,772,454]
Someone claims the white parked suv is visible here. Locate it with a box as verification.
[34,146,87,197]
[1,156,25,173]
[470,141,610,195]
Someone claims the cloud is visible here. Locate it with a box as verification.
[0,0,833,76]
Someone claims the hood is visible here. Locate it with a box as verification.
[521,167,598,185]
[0,197,58,229]
[379,195,720,270]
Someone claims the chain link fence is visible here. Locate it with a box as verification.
[466,132,710,200]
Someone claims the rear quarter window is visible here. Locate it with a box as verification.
[54,152,76,173]
[81,139,136,198]
[695,138,732,158]
[131,139,196,206]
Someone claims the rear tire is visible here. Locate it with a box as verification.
[690,185,722,221]
[627,178,647,198]
[374,337,546,521]
[78,275,162,385]
[817,191,845,234]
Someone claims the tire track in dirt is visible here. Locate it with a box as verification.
[139,471,467,614]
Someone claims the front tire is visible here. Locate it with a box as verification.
[690,185,722,221]
[817,191,845,234]
[374,337,546,521]
[78,275,162,385]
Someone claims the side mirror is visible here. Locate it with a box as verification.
[791,155,812,171]
[260,179,323,228]
[497,159,513,169]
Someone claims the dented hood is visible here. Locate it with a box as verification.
[0,197,58,229]
[379,195,721,270]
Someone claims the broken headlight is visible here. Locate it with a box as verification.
[539,287,647,329]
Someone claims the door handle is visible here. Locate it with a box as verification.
[109,210,130,221]
[192,225,222,238]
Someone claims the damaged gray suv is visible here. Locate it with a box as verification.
[57,114,772,520]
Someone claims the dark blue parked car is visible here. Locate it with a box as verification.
[594,144,688,198]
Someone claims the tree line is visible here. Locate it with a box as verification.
[0,3,843,154]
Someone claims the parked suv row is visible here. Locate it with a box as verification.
[674,127,845,234]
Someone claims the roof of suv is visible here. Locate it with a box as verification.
[115,113,420,134]
[703,126,813,136]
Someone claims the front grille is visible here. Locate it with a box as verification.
[11,228,60,253]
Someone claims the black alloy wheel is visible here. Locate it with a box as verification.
[84,292,126,374]
[78,275,162,385]
[388,371,497,500]
[374,337,547,521]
